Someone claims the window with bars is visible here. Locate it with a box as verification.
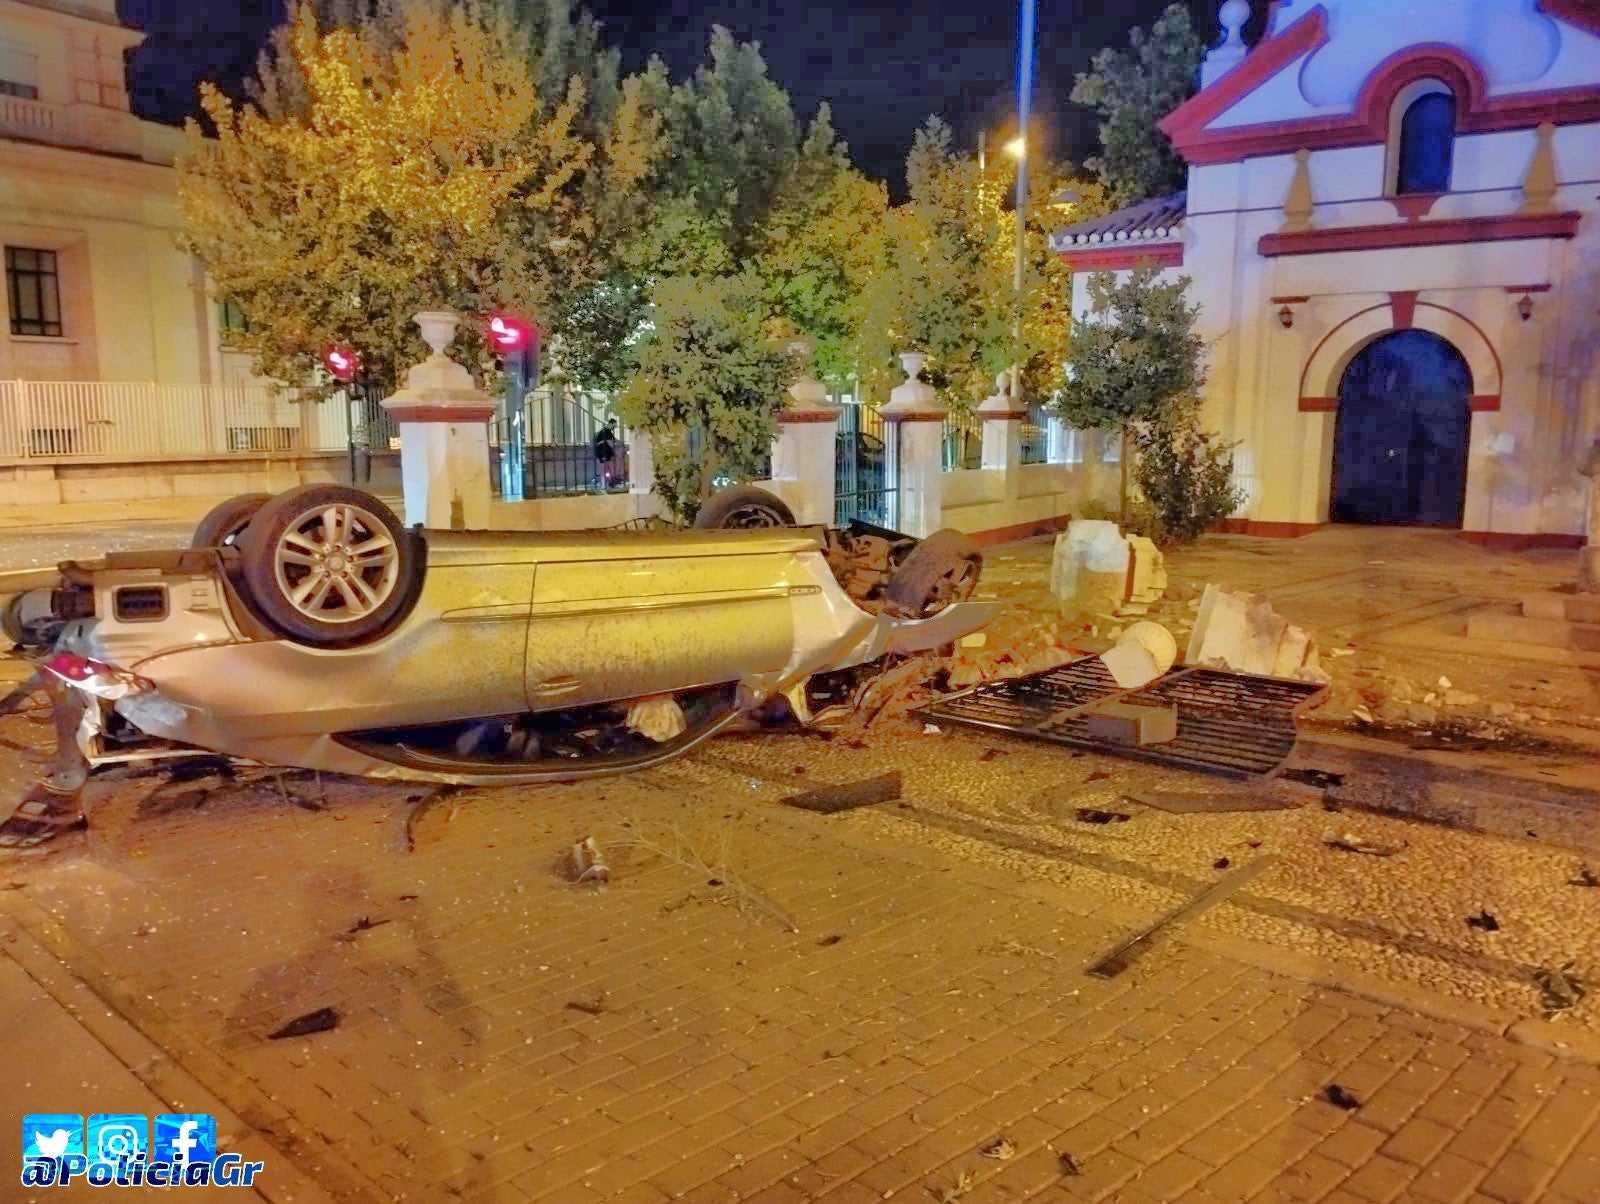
[0,78,37,99]
[5,247,63,337]
[218,297,249,335]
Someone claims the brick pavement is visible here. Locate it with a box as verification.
[2,753,1599,1203]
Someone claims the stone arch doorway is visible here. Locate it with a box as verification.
[1330,330,1472,527]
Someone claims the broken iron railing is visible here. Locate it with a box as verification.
[919,658,1330,779]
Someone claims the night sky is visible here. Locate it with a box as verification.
[117,0,1265,190]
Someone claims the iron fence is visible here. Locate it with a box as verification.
[1021,404,1049,464]
[835,403,897,527]
[0,380,374,462]
[942,412,983,471]
[493,387,633,498]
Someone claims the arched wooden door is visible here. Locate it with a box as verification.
[1330,330,1472,527]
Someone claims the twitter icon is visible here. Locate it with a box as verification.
[21,1114,84,1163]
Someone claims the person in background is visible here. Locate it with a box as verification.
[593,419,619,487]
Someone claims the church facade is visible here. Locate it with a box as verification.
[1052,0,1600,546]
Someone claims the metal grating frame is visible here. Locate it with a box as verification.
[921,660,1329,779]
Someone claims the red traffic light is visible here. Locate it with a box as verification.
[487,313,533,356]
[323,344,360,382]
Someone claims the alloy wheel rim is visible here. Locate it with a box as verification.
[272,503,399,623]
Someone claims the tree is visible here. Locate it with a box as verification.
[856,117,1101,413]
[1052,268,1206,518]
[753,104,887,387]
[179,0,660,389]
[615,274,798,521]
[1070,4,1204,206]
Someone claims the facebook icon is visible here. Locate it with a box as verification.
[153,1114,216,1178]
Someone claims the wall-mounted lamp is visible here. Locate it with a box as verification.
[1278,305,1295,329]
[1517,293,1535,322]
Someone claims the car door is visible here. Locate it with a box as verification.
[524,546,798,712]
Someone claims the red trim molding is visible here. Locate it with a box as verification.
[1540,0,1600,36]
[1461,530,1585,551]
[967,514,1074,548]
[775,409,840,424]
[1390,291,1418,331]
[980,412,1028,422]
[1215,519,1328,538]
[1503,284,1553,294]
[1166,33,1600,165]
[880,410,947,423]
[1270,295,1310,304]
[382,404,495,423]
[1391,194,1442,221]
[1259,211,1582,257]
[1298,396,1337,412]
[1469,394,1502,412]
[1057,244,1184,272]
[1159,6,1331,145]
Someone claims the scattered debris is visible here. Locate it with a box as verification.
[1058,1152,1083,1176]
[1086,770,1111,783]
[1535,963,1586,1017]
[1075,808,1131,825]
[564,997,606,1016]
[1088,856,1280,979]
[268,1007,340,1040]
[341,916,391,937]
[1186,584,1329,683]
[625,695,688,743]
[1123,790,1293,815]
[561,836,610,885]
[1083,700,1177,746]
[1282,768,1344,790]
[1213,858,1231,870]
[933,1168,976,1203]
[1323,1084,1361,1111]
[1569,865,1600,888]
[1326,832,1405,857]
[405,786,462,852]
[979,747,1012,762]
[817,933,844,947]
[0,788,87,850]
[1466,910,1500,932]
[782,771,902,815]
[922,723,942,735]
[978,1137,1016,1161]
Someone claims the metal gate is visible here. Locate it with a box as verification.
[834,403,898,528]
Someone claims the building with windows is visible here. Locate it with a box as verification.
[1052,0,1600,546]
[0,0,382,505]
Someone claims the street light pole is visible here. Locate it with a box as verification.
[1012,0,1036,404]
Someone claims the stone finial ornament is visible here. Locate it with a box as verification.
[880,351,945,417]
[1519,123,1558,216]
[1281,149,1315,233]
[1201,0,1251,87]
[784,339,833,412]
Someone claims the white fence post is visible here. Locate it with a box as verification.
[878,352,947,538]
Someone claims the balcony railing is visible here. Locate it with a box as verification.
[0,380,385,462]
[0,95,60,141]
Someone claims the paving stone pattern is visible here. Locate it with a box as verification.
[4,758,1600,1203]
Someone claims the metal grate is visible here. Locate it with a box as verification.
[922,660,1328,779]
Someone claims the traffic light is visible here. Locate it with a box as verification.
[486,314,533,358]
[323,345,360,383]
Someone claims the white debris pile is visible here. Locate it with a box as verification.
[1049,520,1167,618]
[1185,584,1330,684]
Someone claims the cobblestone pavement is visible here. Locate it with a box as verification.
[4,747,1599,1203]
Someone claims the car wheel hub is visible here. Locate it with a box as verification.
[273,503,399,623]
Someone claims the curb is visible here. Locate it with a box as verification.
[1,908,362,1203]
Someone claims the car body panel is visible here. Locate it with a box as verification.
[15,522,996,785]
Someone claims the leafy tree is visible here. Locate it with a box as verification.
[1052,268,1208,519]
[857,117,1100,412]
[1070,3,1204,205]
[1133,405,1246,544]
[615,274,797,520]
[180,0,660,388]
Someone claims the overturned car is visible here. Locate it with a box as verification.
[2,484,994,792]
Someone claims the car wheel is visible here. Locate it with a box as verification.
[190,493,272,549]
[693,485,796,530]
[883,530,982,619]
[238,485,419,647]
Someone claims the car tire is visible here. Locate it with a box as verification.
[883,529,982,619]
[693,485,796,530]
[191,493,272,549]
[238,485,420,647]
